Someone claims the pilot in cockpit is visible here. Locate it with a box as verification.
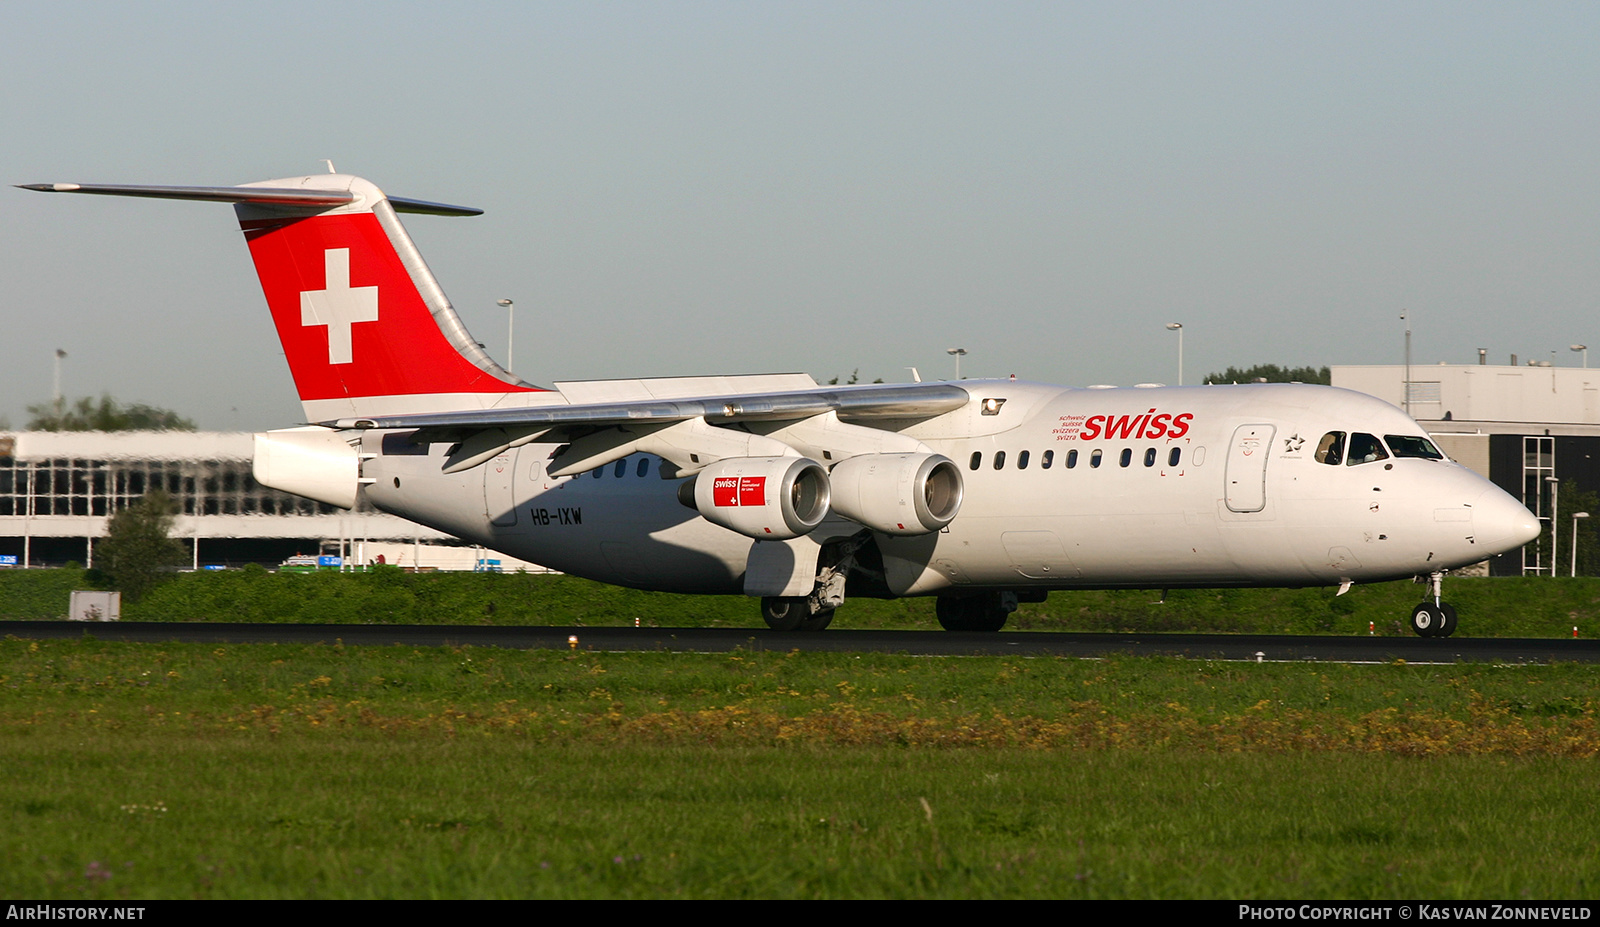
[1315,431,1344,466]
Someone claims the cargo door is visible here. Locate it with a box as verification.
[1001,530,1080,579]
[485,449,520,527]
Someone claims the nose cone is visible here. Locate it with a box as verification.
[1474,485,1542,555]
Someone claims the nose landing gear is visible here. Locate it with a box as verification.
[1409,571,1458,638]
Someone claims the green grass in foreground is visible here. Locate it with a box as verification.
[5,568,1600,637]
[2,639,1598,898]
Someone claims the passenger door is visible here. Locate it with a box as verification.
[1224,424,1275,513]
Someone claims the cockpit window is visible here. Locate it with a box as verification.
[1346,433,1389,465]
[1315,432,1346,466]
[1385,435,1445,460]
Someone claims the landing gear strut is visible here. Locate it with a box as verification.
[1409,571,1458,638]
[758,532,870,632]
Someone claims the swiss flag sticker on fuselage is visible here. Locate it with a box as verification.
[242,212,533,401]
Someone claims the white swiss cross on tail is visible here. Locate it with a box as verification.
[300,248,378,365]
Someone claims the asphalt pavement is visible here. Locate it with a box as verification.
[6,621,1599,663]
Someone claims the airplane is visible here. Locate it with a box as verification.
[19,172,1541,637]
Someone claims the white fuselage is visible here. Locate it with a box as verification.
[358,381,1538,598]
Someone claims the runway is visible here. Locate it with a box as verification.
[6,621,1600,664]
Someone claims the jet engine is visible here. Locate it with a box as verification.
[827,452,963,536]
[681,456,831,540]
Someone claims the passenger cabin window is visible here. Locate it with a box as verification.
[614,459,627,478]
[1346,433,1389,465]
[1143,448,1157,467]
[1066,449,1079,469]
[1041,450,1054,469]
[970,451,982,470]
[1315,432,1346,466]
[1090,449,1103,468]
[637,458,650,477]
[591,467,603,479]
[1385,435,1445,460]
[993,451,1007,470]
[1017,450,1030,470]
[1168,447,1181,467]
[1119,448,1132,468]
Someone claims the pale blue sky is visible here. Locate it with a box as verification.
[4,1,1599,428]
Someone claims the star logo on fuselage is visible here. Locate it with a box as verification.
[1284,433,1305,454]
[300,248,378,365]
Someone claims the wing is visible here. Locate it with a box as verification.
[332,381,973,476]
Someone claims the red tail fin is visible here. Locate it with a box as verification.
[235,175,541,420]
[20,173,544,421]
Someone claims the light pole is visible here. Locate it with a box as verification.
[946,347,967,380]
[1572,344,1588,368]
[1547,476,1560,575]
[52,348,66,419]
[496,299,514,373]
[1166,322,1183,386]
[1401,310,1412,415]
[1573,512,1590,577]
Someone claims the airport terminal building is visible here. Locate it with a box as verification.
[1333,361,1600,576]
[0,431,545,571]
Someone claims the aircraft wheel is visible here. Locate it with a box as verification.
[799,608,835,632]
[1409,602,1444,638]
[1438,603,1459,638]
[936,594,1009,632]
[760,596,808,632]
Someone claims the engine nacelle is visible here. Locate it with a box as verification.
[828,452,963,536]
[685,456,831,540]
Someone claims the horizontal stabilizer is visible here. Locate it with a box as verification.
[16,182,482,216]
[17,182,356,208]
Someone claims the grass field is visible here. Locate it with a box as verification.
[6,568,1600,638]
[4,638,1599,898]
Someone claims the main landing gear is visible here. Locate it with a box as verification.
[759,596,835,632]
[758,533,868,632]
[1409,570,1458,638]
[935,591,1018,632]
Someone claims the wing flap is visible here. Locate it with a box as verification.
[369,382,972,475]
[333,382,971,433]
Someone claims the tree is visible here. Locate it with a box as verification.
[1202,364,1330,386]
[97,490,187,601]
[823,370,884,385]
[1540,488,1600,577]
[27,394,195,432]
